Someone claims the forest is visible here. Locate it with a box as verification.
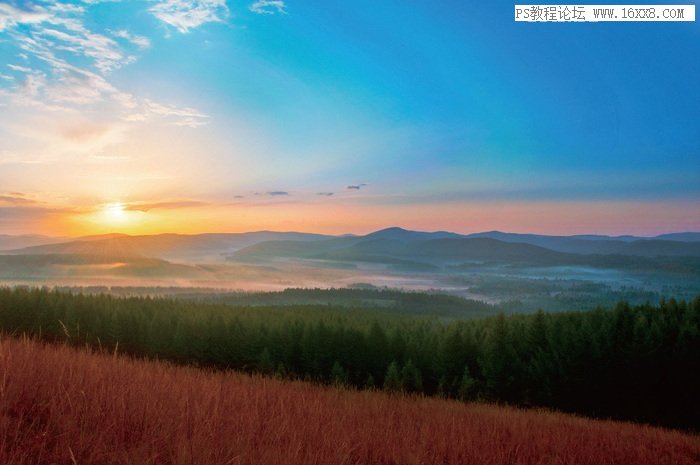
[0,287,698,430]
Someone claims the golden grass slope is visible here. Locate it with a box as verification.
[0,337,698,465]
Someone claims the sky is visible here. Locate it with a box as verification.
[0,0,698,237]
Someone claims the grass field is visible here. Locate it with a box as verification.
[1,337,698,464]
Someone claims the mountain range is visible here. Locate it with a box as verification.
[1,227,699,278]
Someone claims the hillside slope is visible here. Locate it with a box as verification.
[5,231,331,261]
[1,338,698,465]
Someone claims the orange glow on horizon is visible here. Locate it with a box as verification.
[27,199,700,238]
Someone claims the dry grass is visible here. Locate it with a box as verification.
[0,337,698,465]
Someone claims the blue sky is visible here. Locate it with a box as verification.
[0,0,698,235]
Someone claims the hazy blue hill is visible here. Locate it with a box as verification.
[623,239,700,257]
[0,253,210,279]
[412,237,571,263]
[364,227,463,241]
[8,238,147,259]
[229,230,700,275]
[231,233,428,263]
[231,239,337,259]
[464,231,700,257]
[655,232,700,242]
[233,234,572,266]
[465,231,628,254]
[571,234,640,242]
[325,238,411,256]
[6,229,700,264]
[6,231,332,262]
[0,234,68,251]
[4,228,700,279]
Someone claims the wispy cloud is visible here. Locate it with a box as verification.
[0,205,73,225]
[0,3,50,32]
[150,0,229,33]
[124,99,209,128]
[123,200,209,212]
[0,1,210,160]
[316,192,334,196]
[7,64,32,73]
[111,29,151,49]
[266,191,289,196]
[37,24,132,74]
[249,0,287,15]
[347,184,367,190]
[0,194,38,206]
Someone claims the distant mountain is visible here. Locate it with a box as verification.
[4,228,700,271]
[411,237,569,263]
[655,232,700,242]
[570,234,640,242]
[4,232,332,262]
[230,228,700,274]
[0,254,210,280]
[232,233,573,265]
[623,239,700,257]
[364,227,463,241]
[0,234,68,251]
[464,231,700,257]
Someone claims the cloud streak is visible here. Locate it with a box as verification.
[0,0,211,162]
[123,200,209,212]
[150,0,229,33]
[0,195,38,206]
[111,29,151,49]
[249,1,287,15]
[0,3,50,32]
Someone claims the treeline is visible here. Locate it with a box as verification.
[0,287,698,429]
[49,286,496,319]
[174,287,496,318]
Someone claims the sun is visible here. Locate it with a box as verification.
[70,201,147,235]
[101,202,127,224]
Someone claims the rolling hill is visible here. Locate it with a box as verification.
[230,228,700,273]
[2,227,700,280]
[3,231,331,262]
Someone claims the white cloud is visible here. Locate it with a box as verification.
[249,0,287,15]
[0,3,50,31]
[2,5,135,75]
[21,73,46,98]
[150,0,229,33]
[124,99,209,127]
[47,3,86,15]
[7,64,32,73]
[0,0,210,172]
[0,2,207,123]
[37,24,133,74]
[112,29,151,49]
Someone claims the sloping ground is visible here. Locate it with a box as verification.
[0,254,211,279]
[4,232,332,262]
[1,338,698,465]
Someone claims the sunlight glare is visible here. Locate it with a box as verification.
[102,202,127,224]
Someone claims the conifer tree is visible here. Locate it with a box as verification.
[384,361,403,392]
[401,359,423,393]
[458,365,477,401]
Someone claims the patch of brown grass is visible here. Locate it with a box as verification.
[0,337,698,465]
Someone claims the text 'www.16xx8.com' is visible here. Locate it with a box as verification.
[515,5,695,22]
